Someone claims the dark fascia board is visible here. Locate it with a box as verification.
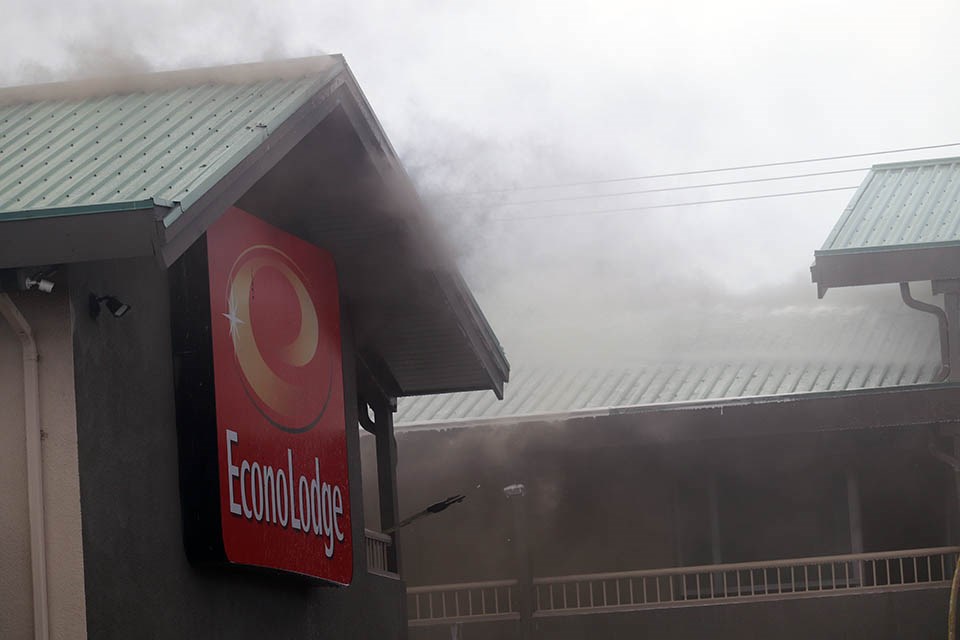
[811,243,960,297]
[334,68,510,397]
[432,270,510,398]
[0,205,164,269]
[395,382,960,445]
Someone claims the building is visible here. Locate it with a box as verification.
[0,56,508,639]
[378,157,960,639]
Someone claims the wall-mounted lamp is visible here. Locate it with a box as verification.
[89,294,131,319]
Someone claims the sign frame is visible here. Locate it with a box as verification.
[169,206,353,585]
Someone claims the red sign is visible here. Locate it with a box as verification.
[203,206,352,583]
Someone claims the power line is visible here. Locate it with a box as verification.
[494,185,859,222]
[446,142,960,196]
[489,167,868,207]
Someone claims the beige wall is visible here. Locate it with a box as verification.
[0,290,86,640]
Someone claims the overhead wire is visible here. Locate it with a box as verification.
[493,185,860,222]
[443,142,960,196]
[486,167,869,207]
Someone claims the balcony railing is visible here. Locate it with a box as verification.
[406,546,959,626]
[408,579,521,626]
[365,529,398,578]
[534,546,959,616]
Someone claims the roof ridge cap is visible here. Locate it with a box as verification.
[0,54,344,106]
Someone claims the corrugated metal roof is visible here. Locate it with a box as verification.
[0,58,342,223]
[820,156,960,254]
[396,304,941,425]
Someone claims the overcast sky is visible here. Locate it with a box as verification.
[2,0,959,363]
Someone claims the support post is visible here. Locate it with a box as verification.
[373,399,402,574]
[707,474,722,565]
[847,468,864,585]
[847,469,864,554]
[505,484,532,640]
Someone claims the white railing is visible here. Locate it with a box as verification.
[365,529,397,578]
[534,546,960,616]
[407,579,521,626]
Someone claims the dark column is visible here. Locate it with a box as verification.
[707,474,722,564]
[373,398,402,575]
[504,483,532,640]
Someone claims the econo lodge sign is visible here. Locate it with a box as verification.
[171,206,352,584]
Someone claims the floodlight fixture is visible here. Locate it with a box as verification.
[89,293,131,319]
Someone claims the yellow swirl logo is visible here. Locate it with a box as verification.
[222,245,333,433]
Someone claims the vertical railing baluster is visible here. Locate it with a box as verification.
[682,574,687,600]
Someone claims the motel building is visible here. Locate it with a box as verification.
[0,56,509,639]
[383,157,960,639]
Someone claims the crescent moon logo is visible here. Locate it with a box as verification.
[223,244,333,433]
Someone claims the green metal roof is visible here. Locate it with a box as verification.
[397,302,940,426]
[819,156,960,255]
[0,57,343,225]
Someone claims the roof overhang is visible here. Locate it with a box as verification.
[811,243,960,297]
[0,57,509,398]
[811,157,960,297]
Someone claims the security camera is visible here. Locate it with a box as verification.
[24,277,54,293]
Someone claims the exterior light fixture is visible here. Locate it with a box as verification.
[503,483,526,498]
[383,494,466,533]
[24,276,54,293]
[89,293,131,319]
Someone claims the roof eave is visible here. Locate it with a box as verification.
[0,203,166,269]
[811,242,960,297]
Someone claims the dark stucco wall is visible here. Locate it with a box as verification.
[69,256,404,639]
[410,588,949,640]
